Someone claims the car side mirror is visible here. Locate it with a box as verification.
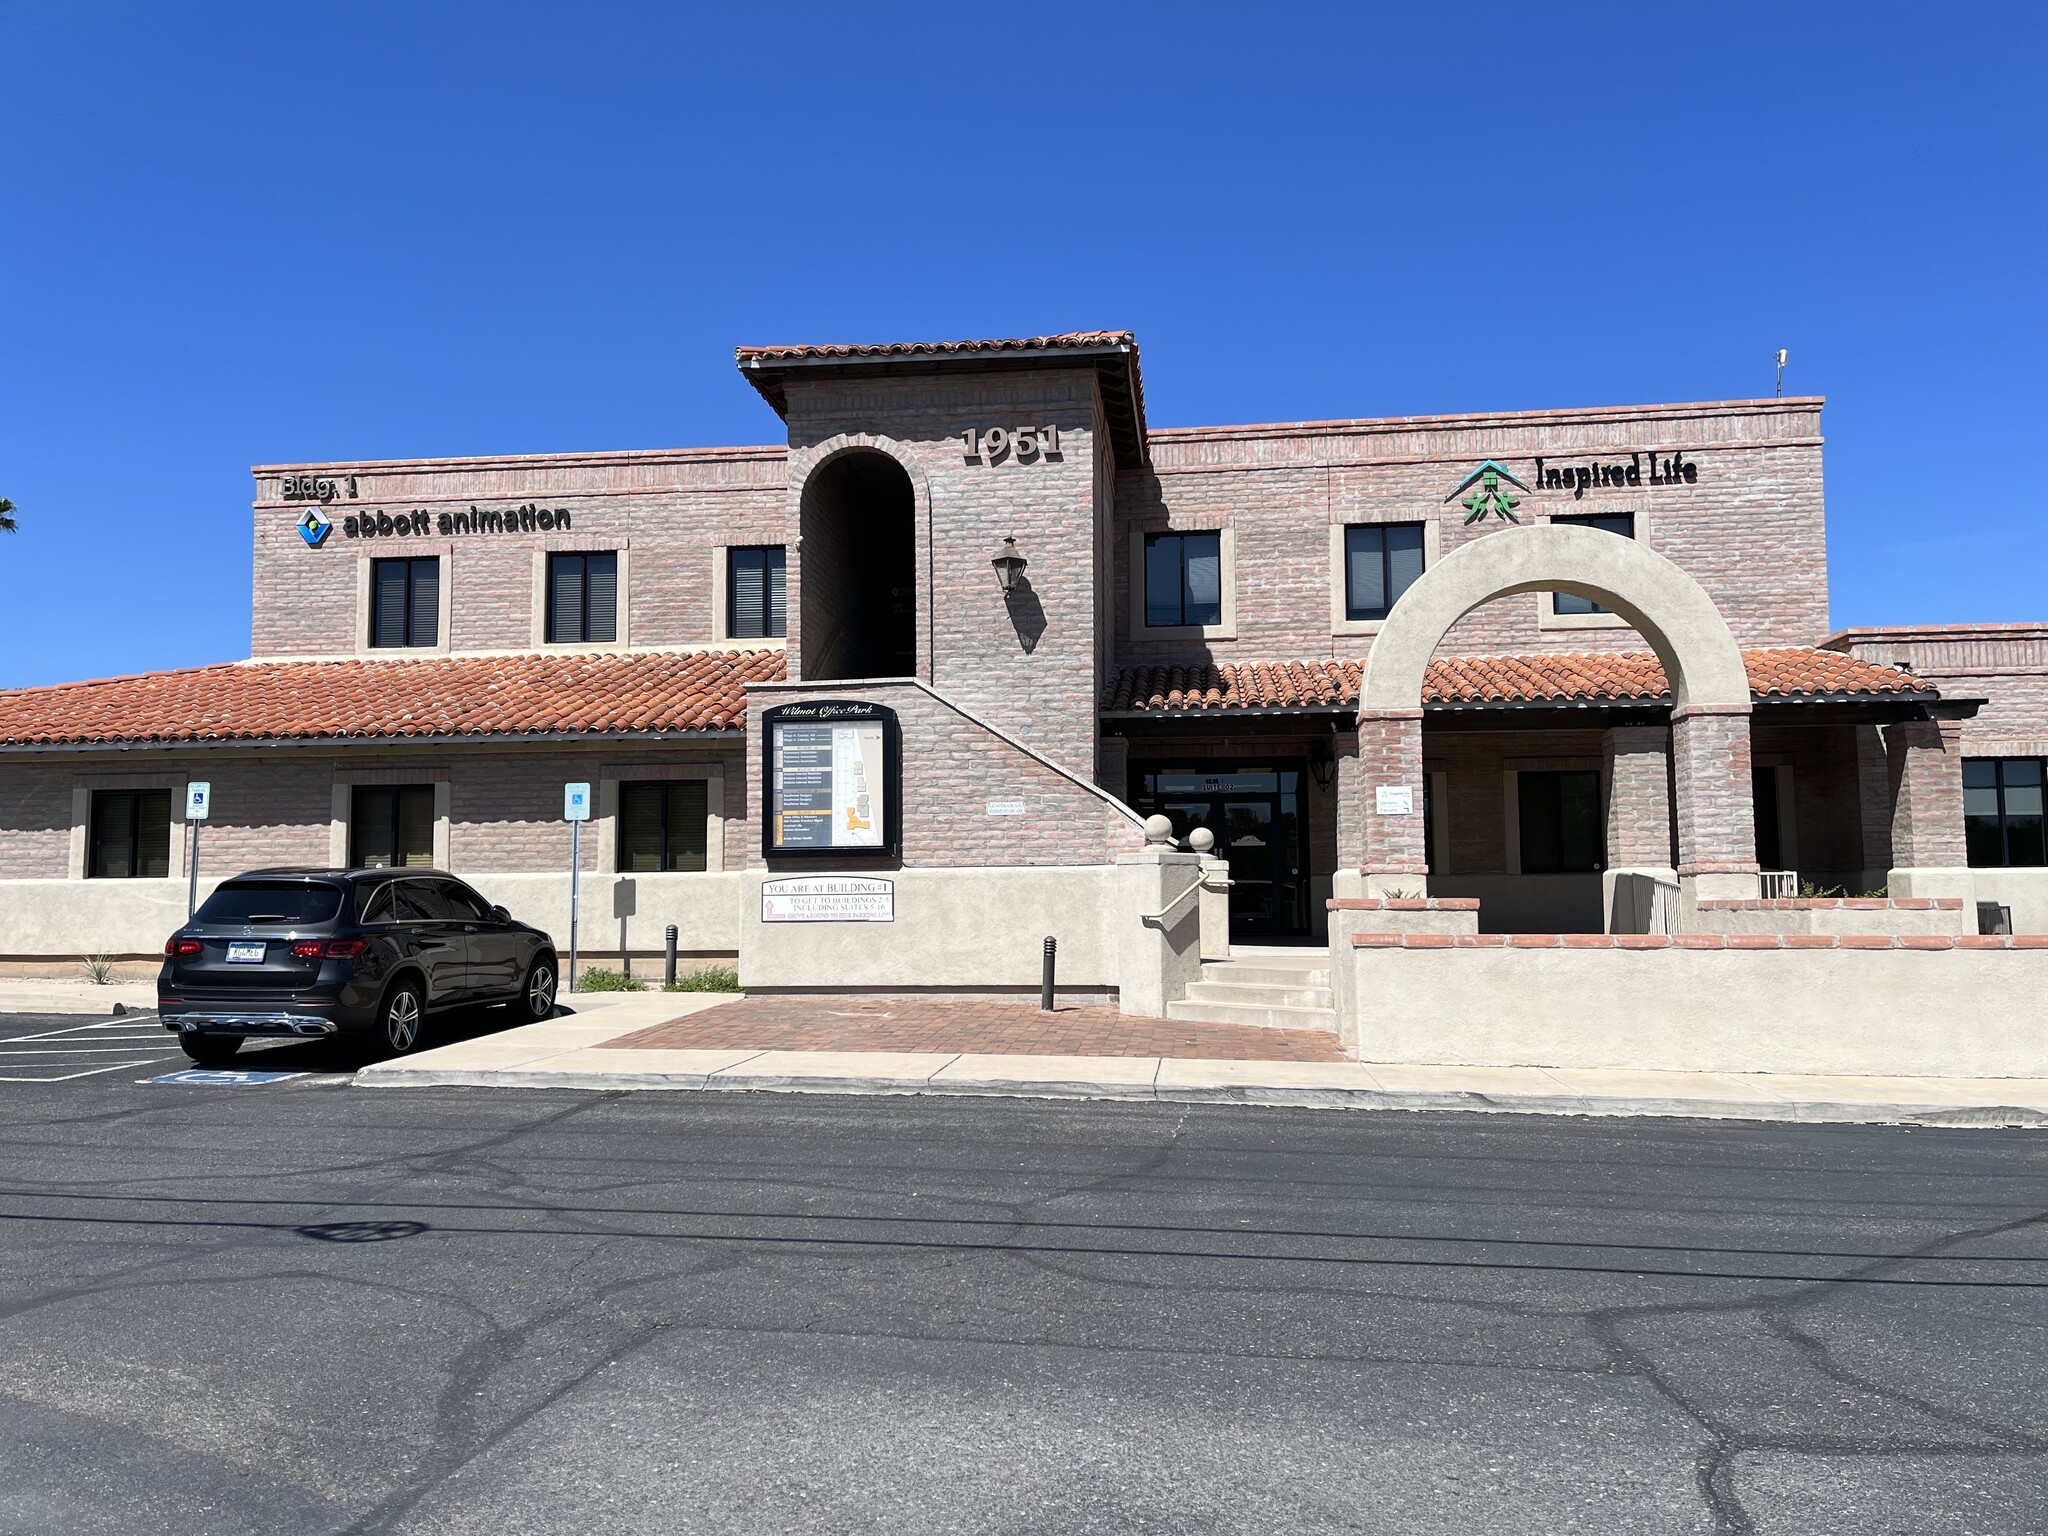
[491,905,512,923]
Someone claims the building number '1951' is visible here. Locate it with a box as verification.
[960,425,1061,464]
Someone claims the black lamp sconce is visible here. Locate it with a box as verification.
[991,536,1029,594]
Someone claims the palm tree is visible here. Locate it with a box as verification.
[0,498,14,533]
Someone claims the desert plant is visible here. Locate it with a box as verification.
[574,966,643,992]
[82,953,115,985]
[664,965,740,993]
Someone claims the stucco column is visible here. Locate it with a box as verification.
[1601,723,1676,932]
[1355,709,1427,892]
[1671,705,1758,903]
[1883,717,1973,904]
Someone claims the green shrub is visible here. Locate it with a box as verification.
[665,965,740,993]
[574,966,643,993]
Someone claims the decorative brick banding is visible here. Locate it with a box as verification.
[1351,932,2046,950]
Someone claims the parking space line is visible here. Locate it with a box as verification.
[0,1059,166,1082]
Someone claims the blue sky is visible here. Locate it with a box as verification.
[1,2,2041,688]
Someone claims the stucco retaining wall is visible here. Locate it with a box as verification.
[1688,897,1968,937]
[1348,935,2048,1076]
[1972,869,2048,936]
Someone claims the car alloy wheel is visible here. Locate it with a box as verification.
[524,961,557,1022]
[383,984,423,1054]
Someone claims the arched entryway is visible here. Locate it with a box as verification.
[1355,522,1759,898]
[798,449,917,680]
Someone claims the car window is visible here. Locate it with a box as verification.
[194,882,344,925]
[359,882,394,923]
[437,880,495,922]
[390,880,450,922]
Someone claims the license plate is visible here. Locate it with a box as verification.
[225,942,266,964]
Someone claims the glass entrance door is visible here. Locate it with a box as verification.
[1132,764,1308,939]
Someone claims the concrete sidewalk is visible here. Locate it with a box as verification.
[356,992,2048,1127]
[0,979,158,1015]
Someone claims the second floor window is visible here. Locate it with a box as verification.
[1550,514,1633,615]
[371,557,440,648]
[617,780,709,872]
[1965,758,2045,867]
[1144,531,1222,628]
[547,551,618,644]
[89,788,171,878]
[728,546,787,639]
[1345,523,1425,621]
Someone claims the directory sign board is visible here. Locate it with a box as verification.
[762,700,900,859]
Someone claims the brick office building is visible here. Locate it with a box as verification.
[0,330,2042,986]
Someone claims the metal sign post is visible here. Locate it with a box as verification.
[184,782,211,918]
[614,878,637,980]
[564,783,591,992]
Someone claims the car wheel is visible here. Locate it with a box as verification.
[518,957,558,1023]
[380,981,426,1055]
[179,1034,242,1066]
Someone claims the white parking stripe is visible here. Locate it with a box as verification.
[0,1059,166,1082]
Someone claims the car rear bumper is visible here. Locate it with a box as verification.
[162,1012,341,1037]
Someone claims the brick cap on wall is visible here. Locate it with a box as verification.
[1352,932,2046,950]
[1697,897,1966,911]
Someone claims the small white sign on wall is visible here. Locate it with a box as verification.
[761,876,895,923]
[985,799,1027,817]
[1375,785,1415,816]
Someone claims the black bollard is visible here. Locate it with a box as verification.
[665,924,679,988]
[1041,935,1057,1011]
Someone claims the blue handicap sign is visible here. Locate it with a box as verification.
[149,1069,307,1086]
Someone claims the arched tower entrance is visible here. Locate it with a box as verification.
[798,449,917,681]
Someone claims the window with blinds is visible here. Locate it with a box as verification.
[350,785,437,868]
[727,547,786,639]
[1143,531,1223,628]
[616,781,710,872]
[1549,514,1633,615]
[370,558,440,647]
[1344,523,1425,621]
[88,789,172,879]
[547,552,619,644]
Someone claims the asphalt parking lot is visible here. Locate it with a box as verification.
[0,1011,2041,1535]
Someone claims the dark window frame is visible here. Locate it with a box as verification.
[1143,530,1224,629]
[369,556,441,648]
[616,780,711,873]
[348,784,438,869]
[1965,757,2046,868]
[545,550,619,645]
[1517,769,1605,875]
[87,787,173,880]
[726,546,787,640]
[1548,513,1635,616]
[1343,522,1427,622]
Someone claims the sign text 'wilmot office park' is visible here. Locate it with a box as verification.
[763,701,902,861]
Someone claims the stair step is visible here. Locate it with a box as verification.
[1166,998,1341,1033]
[1182,980,1335,1009]
[1199,963,1331,990]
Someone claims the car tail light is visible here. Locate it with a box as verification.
[291,937,369,959]
[165,937,203,957]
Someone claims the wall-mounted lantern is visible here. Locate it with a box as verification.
[991,536,1028,594]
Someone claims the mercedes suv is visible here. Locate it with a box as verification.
[158,868,559,1065]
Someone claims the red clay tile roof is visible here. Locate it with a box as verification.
[0,649,787,747]
[1104,647,1935,713]
[734,331,1135,363]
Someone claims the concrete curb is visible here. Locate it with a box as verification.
[352,1059,2048,1127]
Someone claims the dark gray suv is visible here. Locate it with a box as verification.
[158,868,559,1065]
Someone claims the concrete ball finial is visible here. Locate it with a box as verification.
[1143,814,1175,845]
[1187,826,1216,853]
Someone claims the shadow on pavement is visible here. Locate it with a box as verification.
[224,999,536,1077]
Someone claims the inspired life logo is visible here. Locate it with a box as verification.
[1443,460,1530,525]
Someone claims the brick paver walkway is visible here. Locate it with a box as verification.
[599,996,1346,1062]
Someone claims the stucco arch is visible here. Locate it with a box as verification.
[1359,523,1750,713]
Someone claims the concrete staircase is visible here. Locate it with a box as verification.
[1166,945,1338,1034]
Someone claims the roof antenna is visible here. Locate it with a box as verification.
[1774,348,1788,398]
